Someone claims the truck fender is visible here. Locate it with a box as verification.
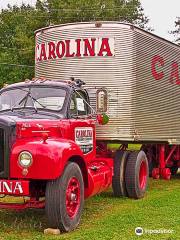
[10,137,85,180]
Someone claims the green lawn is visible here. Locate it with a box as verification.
[0,176,179,240]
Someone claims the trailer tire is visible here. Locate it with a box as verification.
[125,151,149,199]
[170,166,179,175]
[141,145,157,177]
[112,150,129,197]
[45,162,84,232]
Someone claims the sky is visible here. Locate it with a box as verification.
[141,0,179,41]
[0,0,179,42]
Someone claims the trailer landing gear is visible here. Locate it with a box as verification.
[152,168,171,180]
[152,144,176,180]
[141,144,180,180]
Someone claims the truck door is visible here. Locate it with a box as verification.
[68,90,96,159]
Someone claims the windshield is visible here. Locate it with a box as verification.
[0,86,67,112]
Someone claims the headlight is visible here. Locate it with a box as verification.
[18,151,33,168]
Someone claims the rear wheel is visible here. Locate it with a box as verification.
[112,150,129,197]
[170,166,179,175]
[141,145,157,177]
[45,162,84,232]
[125,151,149,199]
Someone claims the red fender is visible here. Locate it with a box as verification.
[10,137,85,179]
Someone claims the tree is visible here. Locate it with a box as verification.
[0,2,49,86]
[45,0,150,29]
[0,0,150,86]
[172,17,180,45]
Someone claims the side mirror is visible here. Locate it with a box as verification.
[96,89,107,113]
[97,113,109,125]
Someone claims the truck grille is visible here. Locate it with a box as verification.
[0,117,16,178]
[0,124,15,178]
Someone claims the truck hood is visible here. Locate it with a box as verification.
[0,111,63,139]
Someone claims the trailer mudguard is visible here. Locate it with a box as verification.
[10,137,85,179]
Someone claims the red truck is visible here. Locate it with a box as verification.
[0,21,179,232]
[0,77,148,232]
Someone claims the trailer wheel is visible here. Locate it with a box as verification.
[141,145,157,177]
[112,150,129,197]
[125,151,149,199]
[45,162,84,232]
[170,166,179,175]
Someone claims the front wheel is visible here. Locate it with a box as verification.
[45,162,84,232]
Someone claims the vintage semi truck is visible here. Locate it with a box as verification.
[0,22,179,232]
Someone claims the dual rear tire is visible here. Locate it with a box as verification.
[112,150,149,199]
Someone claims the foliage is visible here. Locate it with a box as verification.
[172,17,180,45]
[0,0,150,86]
[0,2,49,86]
[45,0,149,28]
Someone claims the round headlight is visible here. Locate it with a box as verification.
[18,151,33,168]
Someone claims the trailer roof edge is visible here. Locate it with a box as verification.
[34,21,180,50]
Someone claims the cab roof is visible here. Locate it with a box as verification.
[2,78,84,91]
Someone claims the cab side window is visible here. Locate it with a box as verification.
[69,90,90,117]
[69,93,77,116]
[76,90,90,116]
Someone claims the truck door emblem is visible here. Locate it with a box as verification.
[75,127,93,154]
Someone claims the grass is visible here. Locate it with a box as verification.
[0,176,179,240]
[108,143,142,151]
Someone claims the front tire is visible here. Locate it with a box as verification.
[45,162,84,232]
[125,151,149,199]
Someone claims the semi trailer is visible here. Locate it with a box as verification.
[0,22,178,232]
[35,21,180,179]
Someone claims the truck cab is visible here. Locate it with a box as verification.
[0,78,98,179]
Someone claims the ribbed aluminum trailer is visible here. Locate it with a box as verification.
[35,21,180,179]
